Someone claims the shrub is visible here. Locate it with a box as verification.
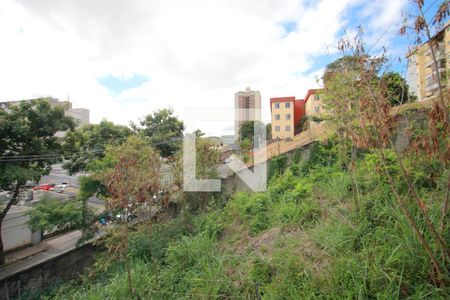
[229,193,271,234]
[27,196,83,233]
[269,154,288,179]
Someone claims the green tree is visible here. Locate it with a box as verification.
[0,100,74,264]
[63,120,133,174]
[239,138,253,164]
[132,108,184,157]
[381,72,410,106]
[238,120,265,142]
[171,132,221,211]
[266,123,272,141]
[27,197,83,233]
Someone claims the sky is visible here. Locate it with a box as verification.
[0,0,437,136]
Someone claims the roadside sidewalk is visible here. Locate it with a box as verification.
[5,243,48,265]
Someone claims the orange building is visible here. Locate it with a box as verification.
[270,97,305,139]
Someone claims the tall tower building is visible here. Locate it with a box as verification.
[234,87,261,140]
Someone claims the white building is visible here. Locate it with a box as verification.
[66,108,90,126]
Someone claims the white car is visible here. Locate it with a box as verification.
[53,183,68,193]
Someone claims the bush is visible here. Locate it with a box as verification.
[271,199,320,228]
[27,196,83,233]
[229,193,270,234]
[28,138,450,299]
[269,154,288,179]
[159,234,239,298]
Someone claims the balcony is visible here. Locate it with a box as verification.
[425,82,440,92]
[425,57,446,68]
[424,42,445,57]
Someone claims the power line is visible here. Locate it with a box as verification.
[0,149,105,159]
[0,136,185,162]
[0,149,105,161]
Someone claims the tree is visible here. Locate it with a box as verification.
[27,196,83,233]
[63,120,133,174]
[239,138,253,164]
[325,57,411,107]
[172,133,221,211]
[99,135,161,293]
[266,123,272,141]
[381,72,410,106]
[238,120,265,142]
[324,14,450,284]
[0,100,74,264]
[132,108,184,157]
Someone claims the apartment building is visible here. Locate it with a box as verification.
[66,108,90,126]
[270,97,305,139]
[406,21,449,102]
[234,87,261,140]
[304,89,324,129]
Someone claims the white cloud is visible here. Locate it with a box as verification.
[0,0,408,135]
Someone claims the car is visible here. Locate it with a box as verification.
[53,183,68,193]
[33,184,55,191]
[115,211,137,222]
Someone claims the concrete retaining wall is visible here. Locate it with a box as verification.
[0,244,96,300]
[2,206,41,252]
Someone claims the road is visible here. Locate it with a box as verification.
[40,164,80,186]
[29,164,104,207]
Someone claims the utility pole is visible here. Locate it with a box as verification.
[277,137,280,155]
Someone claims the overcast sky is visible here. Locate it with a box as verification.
[0,0,415,135]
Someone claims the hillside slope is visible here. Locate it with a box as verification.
[26,138,450,299]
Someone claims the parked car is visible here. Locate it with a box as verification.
[113,205,138,222]
[115,211,138,222]
[53,183,68,193]
[33,184,55,191]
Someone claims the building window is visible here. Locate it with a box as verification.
[275,114,280,120]
[314,106,320,113]
[314,94,320,101]
[275,126,280,132]
[285,125,291,131]
[285,102,291,108]
[275,103,280,109]
[286,114,291,120]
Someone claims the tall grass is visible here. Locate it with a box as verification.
[29,144,450,299]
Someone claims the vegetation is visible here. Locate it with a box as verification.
[131,108,184,157]
[0,99,74,264]
[100,136,161,292]
[172,132,221,211]
[63,120,133,174]
[25,137,450,298]
[238,120,265,142]
[23,2,449,297]
[27,197,84,234]
[3,1,449,298]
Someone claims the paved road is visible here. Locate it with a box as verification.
[40,164,80,186]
